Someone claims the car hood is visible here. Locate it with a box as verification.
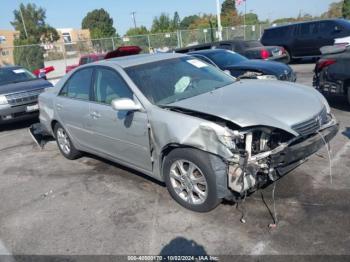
[170,80,326,135]
[0,79,52,95]
[226,59,291,75]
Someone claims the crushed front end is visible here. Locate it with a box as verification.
[224,111,339,195]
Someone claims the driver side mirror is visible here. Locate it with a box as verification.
[334,26,342,33]
[111,98,142,111]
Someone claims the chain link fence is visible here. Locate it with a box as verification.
[0,24,269,79]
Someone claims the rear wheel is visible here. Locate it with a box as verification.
[163,148,221,212]
[283,48,291,64]
[54,123,82,160]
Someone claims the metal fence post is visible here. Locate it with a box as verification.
[147,35,151,53]
[111,37,115,50]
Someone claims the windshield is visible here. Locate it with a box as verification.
[203,50,247,68]
[0,67,36,86]
[125,57,235,105]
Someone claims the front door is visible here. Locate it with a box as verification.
[87,66,152,172]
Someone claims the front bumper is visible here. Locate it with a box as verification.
[270,121,339,176]
[0,103,39,123]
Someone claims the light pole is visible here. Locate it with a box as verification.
[131,11,137,29]
[19,4,28,38]
[216,0,223,41]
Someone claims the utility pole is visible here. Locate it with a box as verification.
[216,0,223,41]
[131,12,137,29]
[19,4,28,38]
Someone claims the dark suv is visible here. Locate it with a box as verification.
[261,19,350,61]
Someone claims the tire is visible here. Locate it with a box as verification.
[54,123,82,160]
[163,148,221,212]
[283,48,291,64]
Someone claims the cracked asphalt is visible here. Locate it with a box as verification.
[0,63,349,256]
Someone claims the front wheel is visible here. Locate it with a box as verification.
[54,123,82,160]
[163,148,221,212]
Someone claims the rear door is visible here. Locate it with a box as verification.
[87,66,152,171]
[55,67,93,147]
[294,22,320,56]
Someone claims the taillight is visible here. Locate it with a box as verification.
[316,59,336,71]
[260,49,270,59]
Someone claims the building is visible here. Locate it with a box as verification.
[0,28,91,67]
[0,30,19,66]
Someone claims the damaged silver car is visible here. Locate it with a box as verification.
[37,53,338,212]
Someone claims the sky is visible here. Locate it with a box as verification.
[0,0,337,35]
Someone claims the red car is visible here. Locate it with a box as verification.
[65,46,142,73]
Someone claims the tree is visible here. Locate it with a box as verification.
[11,3,59,71]
[82,9,116,39]
[125,26,149,36]
[244,13,259,25]
[151,13,171,33]
[343,0,350,18]
[221,0,236,16]
[180,15,200,29]
[221,0,239,26]
[172,12,181,30]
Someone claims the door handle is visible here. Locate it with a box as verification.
[56,103,63,110]
[90,111,101,119]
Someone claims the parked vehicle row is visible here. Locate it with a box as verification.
[35,53,338,212]
[175,40,288,63]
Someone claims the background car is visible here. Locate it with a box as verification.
[37,53,337,212]
[65,46,142,73]
[189,49,296,81]
[176,40,288,63]
[0,66,53,124]
[261,19,350,62]
[313,44,350,104]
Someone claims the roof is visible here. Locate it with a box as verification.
[101,53,187,68]
[266,18,347,30]
[0,65,21,70]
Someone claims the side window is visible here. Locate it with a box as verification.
[59,68,92,100]
[218,43,233,50]
[93,68,133,104]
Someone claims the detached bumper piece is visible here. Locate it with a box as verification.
[271,122,339,176]
[29,123,53,148]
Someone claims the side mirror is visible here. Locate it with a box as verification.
[111,98,142,111]
[334,26,341,33]
[38,72,47,80]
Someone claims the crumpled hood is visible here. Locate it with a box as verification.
[170,80,326,135]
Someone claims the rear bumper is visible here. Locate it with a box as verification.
[271,121,339,175]
[267,55,289,64]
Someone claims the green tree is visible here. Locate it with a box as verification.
[151,13,171,33]
[125,26,149,36]
[180,15,200,29]
[11,3,59,71]
[82,9,117,39]
[244,13,259,25]
[343,0,350,18]
[221,0,236,17]
[172,12,181,30]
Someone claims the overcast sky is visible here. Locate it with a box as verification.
[0,0,337,34]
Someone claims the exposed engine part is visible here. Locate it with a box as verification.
[228,163,261,193]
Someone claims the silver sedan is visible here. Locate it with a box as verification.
[38,53,338,212]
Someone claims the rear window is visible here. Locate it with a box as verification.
[243,41,263,48]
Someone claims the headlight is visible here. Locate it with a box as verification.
[256,75,278,80]
[0,95,8,105]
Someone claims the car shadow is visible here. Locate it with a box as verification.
[159,237,208,256]
[342,127,350,140]
[0,118,39,132]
